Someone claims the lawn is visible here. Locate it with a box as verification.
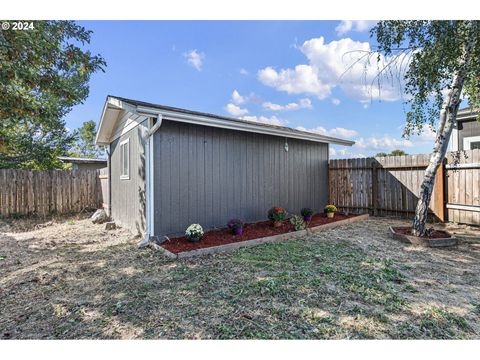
[0,214,479,339]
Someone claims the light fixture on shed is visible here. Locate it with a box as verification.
[284,138,289,152]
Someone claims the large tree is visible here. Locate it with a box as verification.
[70,120,104,159]
[372,20,479,236]
[0,21,106,169]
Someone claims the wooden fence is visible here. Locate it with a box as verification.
[329,149,480,226]
[0,169,105,217]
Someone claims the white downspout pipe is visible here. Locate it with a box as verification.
[139,113,163,248]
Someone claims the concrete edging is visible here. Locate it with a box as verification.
[388,226,457,247]
[158,214,370,259]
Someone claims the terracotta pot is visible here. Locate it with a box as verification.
[233,227,243,236]
[327,212,334,219]
[188,235,201,243]
[303,215,312,222]
[273,220,283,228]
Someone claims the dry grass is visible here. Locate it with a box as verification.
[1,214,479,339]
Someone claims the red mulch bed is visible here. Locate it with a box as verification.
[162,213,360,254]
[392,226,452,239]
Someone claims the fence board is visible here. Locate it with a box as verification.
[0,169,105,217]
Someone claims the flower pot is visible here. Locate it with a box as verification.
[327,212,334,219]
[303,215,312,222]
[188,235,201,243]
[233,227,243,236]
[273,220,283,228]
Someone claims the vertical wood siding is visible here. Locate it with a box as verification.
[153,120,329,237]
[110,120,148,235]
[458,120,480,150]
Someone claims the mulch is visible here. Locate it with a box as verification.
[162,213,359,253]
[392,226,452,239]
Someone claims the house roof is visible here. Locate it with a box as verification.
[457,107,479,121]
[58,156,107,164]
[95,95,355,146]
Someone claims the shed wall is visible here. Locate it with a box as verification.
[153,120,329,237]
[110,119,148,235]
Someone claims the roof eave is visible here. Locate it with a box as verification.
[134,102,355,146]
[97,96,355,146]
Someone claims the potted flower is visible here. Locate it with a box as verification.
[227,218,244,236]
[268,206,288,227]
[301,207,314,222]
[324,205,337,219]
[185,223,204,243]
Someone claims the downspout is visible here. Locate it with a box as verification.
[138,113,163,248]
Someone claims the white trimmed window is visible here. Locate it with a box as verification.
[120,138,130,180]
[463,136,480,150]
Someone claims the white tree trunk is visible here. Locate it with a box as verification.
[412,23,475,236]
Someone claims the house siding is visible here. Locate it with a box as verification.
[153,120,329,237]
[458,119,480,150]
[110,119,148,235]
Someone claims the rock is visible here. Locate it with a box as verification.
[91,209,108,224]
[105,222,116,230]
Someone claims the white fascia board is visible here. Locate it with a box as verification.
[136,105,354,146]
[96,97,139,145]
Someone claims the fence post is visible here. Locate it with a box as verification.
[433,159,446,222]
[371,162,378,216]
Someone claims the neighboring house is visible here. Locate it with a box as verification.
[95,96,354,239]
[58,156,107,171]
[451,107,480,151]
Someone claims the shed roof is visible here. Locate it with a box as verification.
[95,95,355,146]
[58,156,107,164]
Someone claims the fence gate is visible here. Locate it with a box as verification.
[329,149,480,226]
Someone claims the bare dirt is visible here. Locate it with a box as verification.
[1,214,479,339]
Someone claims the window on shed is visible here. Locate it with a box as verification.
[471,141,480,150]
[120,138,130,180]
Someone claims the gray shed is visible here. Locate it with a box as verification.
[58,156,107,171]
[95,96,354,239]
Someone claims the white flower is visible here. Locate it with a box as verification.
[185,223,204,238]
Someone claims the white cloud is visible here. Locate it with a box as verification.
[241,115,285,126]
[262,98,312,111]
[296,126,358,138]
[329,126,438,159]
[240,68,249,75]
[225,103,249,116]
[231,90,246,105]
[258,65,332,99]
[354,136,413,150]
[335,20,377,36]
[184,49,205,71]
[331,98,341,106]
[258,36,408,103]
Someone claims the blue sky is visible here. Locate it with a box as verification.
[67,20,438,157]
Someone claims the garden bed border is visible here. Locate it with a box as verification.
[155,214,370,259]
[388,226,457,247]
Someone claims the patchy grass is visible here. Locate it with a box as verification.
[0,217,479,339]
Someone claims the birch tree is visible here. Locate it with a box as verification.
[373,21,480,236]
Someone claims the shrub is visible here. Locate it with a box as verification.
[185,224,204,238]
[267,207,288,222]
[301,207,314,217]
[289,214,306,231]
[227,218,244,230]
[324,205,337,213]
